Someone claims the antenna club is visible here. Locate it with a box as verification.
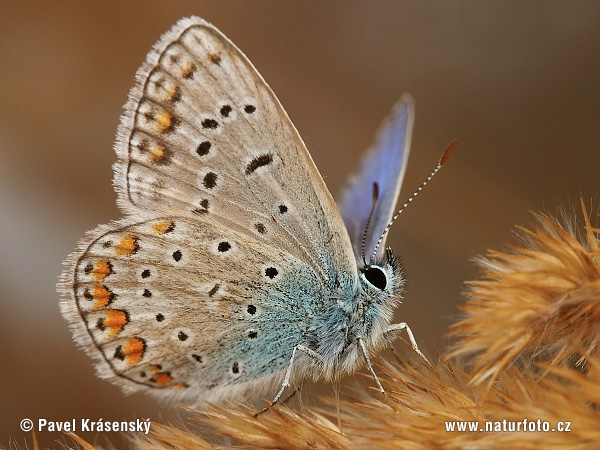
[369,139,456,262]
[440,138,459,165]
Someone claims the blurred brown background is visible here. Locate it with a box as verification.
[1,1,599,447]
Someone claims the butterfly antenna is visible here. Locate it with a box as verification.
[361,183,380,265]
[371,139,458,261]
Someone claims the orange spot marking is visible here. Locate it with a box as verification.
[122,338,145,365]
[103,310,128,336]
[181,61,196,78]
[156,111,172,133]
[153,372,173,386]
[149,143,165,162]
[114,235,138,256]
[153,220,174,235]
[92,285,113,309]
[172,383,187,389]
[165,85,181,103]
[149,364,161,374]
[92,260,111,280]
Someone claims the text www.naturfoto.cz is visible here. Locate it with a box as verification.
[445,419,571,433]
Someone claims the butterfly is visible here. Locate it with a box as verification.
[59,16,444,406]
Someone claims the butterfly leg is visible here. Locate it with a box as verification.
[357,337,385,394]
[261,345,324,413]
[384,322,430,364]
[254,381,305,417]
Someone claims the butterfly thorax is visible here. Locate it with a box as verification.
[300,250,405,381]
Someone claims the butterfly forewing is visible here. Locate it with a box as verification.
[337,96,413,260]
[114,17,356,278]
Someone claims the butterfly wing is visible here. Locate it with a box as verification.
[60,216,323,402]
[60,16,357,402]
[113,16,356,279]
[336,95,414,261]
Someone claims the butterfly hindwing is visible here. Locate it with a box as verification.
[62,216,325,401]
[337,95,414,260]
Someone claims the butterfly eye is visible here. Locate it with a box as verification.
[361,265,387,291]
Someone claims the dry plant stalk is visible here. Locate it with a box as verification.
[73,202,600,448]
[450,199,600,386]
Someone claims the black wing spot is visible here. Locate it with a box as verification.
[254,223,267,234]
[172,250,182,262]
[203,172,218,189]
[245,153,273,175]
[220,104,232,117]
[193,199,209,215]
[196,141,211,156]
[208,283,220,297]
[217,241,231,252]
[201,118,219,129]
[265,267,278,279]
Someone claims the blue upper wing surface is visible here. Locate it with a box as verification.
[336,95,414,262]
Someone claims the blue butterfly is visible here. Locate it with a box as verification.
[60,17,450,407]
